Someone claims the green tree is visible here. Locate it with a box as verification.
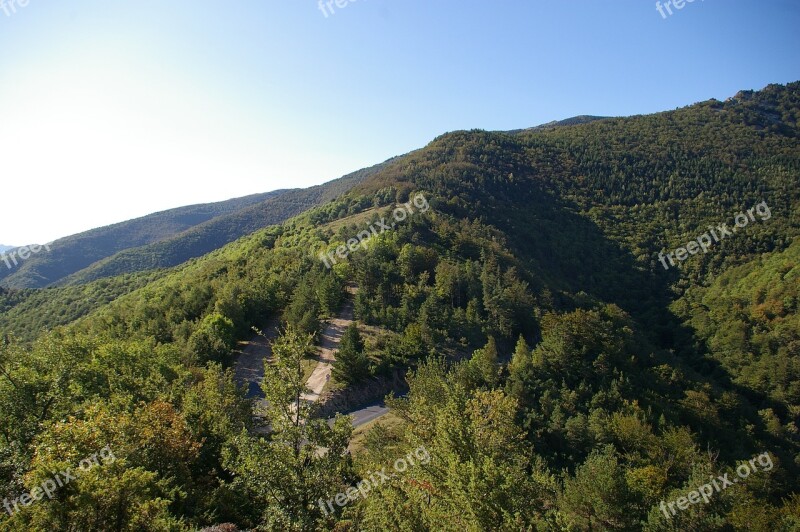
[467,336,500,389]
[223,327,353,530]
[284,280,321,337]
[506,335,532,400]
[314,272,343,317]
[558,446,635,530]
[333,323,369,384]
[187,312,235,364]
[359,359,557,530]
[7,400,198,531]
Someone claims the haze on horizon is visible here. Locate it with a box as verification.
[1,0,798,246]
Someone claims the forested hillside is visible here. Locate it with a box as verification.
[0,191,284,289]
[1,159,394,290]
[0,82,798,531]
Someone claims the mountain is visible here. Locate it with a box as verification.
[53,160,395,287]
[0,245,14,253]
[0,159,394,289]
[504,114,608,135]
[1,82,798,530]
[0,191,283,288]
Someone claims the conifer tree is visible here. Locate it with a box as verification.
[333,322,369,384]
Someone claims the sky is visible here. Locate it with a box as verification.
[0,0,798,245]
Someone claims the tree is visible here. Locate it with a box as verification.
[7,400,198,530]
[180,364,251,519]
[481,255,514,338]
[223,326,353,530]
[187,312,236,364]
[284,280,321,337]
[558,446,634,530]
[314,272,343,317]
[467,336,500,389]
[360,359,557,530]
[506,335,532,400]
[333,323,369,384]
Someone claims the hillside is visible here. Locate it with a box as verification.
[0,159,394,290]
[0,82,799,530]
[0,160,399,341]
[0,191,284,288]
[55,160,395,287]
[505,114,609,134]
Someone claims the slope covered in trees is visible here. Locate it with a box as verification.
[0,82,799,530]
[0,190,284,289]
[1,159,394,290]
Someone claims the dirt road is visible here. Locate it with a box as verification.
[301,298,354,403]
[233,289,387,429]
[233,317,281,417]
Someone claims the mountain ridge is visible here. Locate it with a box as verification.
[0,158,397,289]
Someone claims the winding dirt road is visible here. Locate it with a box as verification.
[233,287,388,429]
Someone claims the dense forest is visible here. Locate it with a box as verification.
[1,82,799,530]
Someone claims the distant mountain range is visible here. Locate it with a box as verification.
[0,159,395,289]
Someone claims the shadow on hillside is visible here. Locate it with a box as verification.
[480,182,786,459]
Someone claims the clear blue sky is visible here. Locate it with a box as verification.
[1,0,798,245]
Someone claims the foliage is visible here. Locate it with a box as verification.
[222,327,353,530]
[333,322,370,384]
[1,81,799,529]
